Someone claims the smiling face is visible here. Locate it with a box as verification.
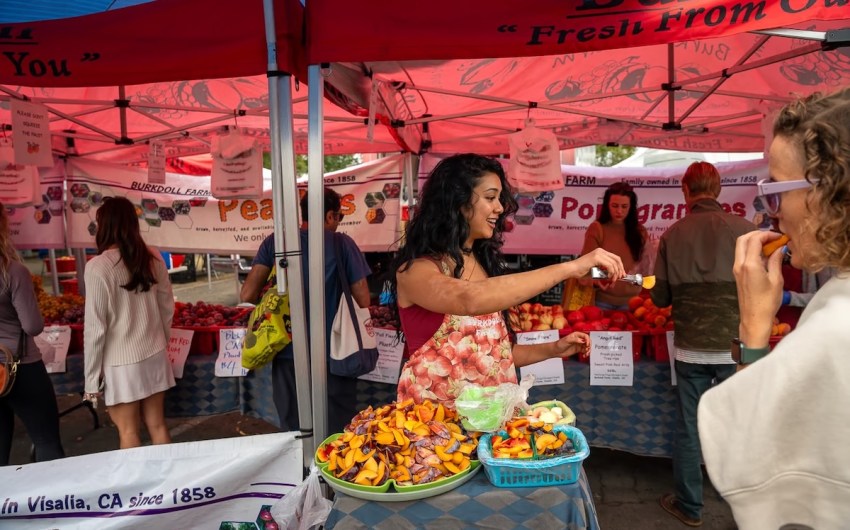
[462,172,505,247]
[768,135,818,269]
[607,194,632,224]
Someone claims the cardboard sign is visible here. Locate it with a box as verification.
[10,99,53,167]
[517,330,565,386]
[167,328,194,379]
[358,327,404,385]
[215,328,249,377]
[589,331,634,386]
[35,325,71,374]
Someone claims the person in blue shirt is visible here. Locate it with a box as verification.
[240,189,371,434]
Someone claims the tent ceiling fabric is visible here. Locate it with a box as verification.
[0,0,152,23]
[323,21,850,154]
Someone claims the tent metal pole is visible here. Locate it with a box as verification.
[263,0,314,469]
[307,64,329,447]
[666,44,676,129]
[118,86,128,141]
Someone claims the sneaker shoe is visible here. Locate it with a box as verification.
[660,493,703,527]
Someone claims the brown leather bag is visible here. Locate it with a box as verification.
[0,331,25,398]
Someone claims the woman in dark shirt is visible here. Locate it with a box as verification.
[0,204,64,465]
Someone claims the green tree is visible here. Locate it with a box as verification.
[595,145,636,167]
[262,152,359,175]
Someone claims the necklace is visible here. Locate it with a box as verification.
[463,257,477,281]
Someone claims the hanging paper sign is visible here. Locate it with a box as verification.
[167,328,194,379]
[35,325,71,374]
[215,328,249,377]
[210,130,262,199]
[589,331,634,386]
[0,140,39,207]
[9,99,53,167]
[517,330,565,386]
[148,140,166,185]
[508,125,563,192]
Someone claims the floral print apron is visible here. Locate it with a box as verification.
[397,311,518,407]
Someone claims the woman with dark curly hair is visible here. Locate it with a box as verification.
[388,154,625,406]
[84,197,175,449]
[698,87,850,528]
[579,182,647,310]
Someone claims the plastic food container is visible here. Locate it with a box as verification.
[478,425,589,488]
[455,385,511,432]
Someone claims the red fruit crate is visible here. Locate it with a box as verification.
[69,323,84,352]
[648,331,671,362]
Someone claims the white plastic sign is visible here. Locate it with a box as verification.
[589,331,634,386]
[358,327,404,384]
[167,328,194,379]
[36,325,71,374]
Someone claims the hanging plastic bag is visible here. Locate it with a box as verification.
[270,466,332,530]
[454,375,535,432]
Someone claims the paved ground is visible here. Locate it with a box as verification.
[12,260,737,529]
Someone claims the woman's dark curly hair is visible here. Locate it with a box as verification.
[772,87,850,272]
[597,182,644,262]
[387,154,518,323]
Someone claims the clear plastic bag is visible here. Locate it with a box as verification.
[454,375,535,432]
[270,465,332,530]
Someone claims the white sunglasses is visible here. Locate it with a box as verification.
[755,178,814,216]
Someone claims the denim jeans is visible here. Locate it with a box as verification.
[673,360,736,519]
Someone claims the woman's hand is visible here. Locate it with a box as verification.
[570,248,626,283]
[552,332,591,359]
[733,231,785,346]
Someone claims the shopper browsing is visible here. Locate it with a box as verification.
[84,197,175,449]
[698,87,850,528]
[651,161,757,527]
[0,204,65,465]
[388,154,624,406]
[240,188,370,434]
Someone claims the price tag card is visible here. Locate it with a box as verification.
[358,328,404,384]
[215,328,249,377]
[589,331,634,386]
[517,330,565,386]
[148,140,166,184]
[36,325,71,374]
[167,328,194,379]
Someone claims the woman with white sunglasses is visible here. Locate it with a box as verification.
[697,87,850,528]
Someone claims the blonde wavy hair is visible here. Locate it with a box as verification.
[772,87,850,272]
[0,203,22,288]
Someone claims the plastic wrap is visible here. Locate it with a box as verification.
[270,466,332,530]
[454,375,534,432]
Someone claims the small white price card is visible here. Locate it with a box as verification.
[36,325,71,374]
[167,328,194,379]
[589,331,634,386]
[215,328,249,377]
[358,327,405,384]
[517,329,565,386]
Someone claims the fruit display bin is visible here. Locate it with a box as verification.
[68,323,84,351]
[646,331,670,362]
[478,425,589,488]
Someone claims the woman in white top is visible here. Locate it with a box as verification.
[84,197,175,449]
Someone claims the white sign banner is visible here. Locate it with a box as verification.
[0,139,39,207]
[65,156,403,254]
[0,433,302,529]
[589,331,634,386]
[167,328,194,379]
[10,99,53,167]
[421,155,767,255]
[7,162,65,249]
[215,328,249,377]
[517,330,566,386]
[358,327,404,384]
[36,325,71,374]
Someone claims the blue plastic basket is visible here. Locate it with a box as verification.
[478,425,590,488]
